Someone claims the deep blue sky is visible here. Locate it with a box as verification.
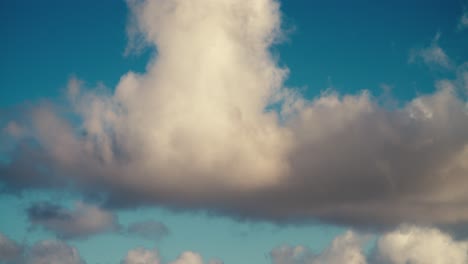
[2,0,466,106]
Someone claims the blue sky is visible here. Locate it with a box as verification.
[1,1,468,264]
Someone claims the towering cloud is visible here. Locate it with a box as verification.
[1,0,468,230]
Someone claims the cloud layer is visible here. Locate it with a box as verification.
[0,232,217,264]
[1,0,468,230]
[2,225,467,264]
[270,225,468,264]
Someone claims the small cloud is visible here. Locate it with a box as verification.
[0,232,22,262]
[124,220,170,241]
[122,248,160,264]
[27,201,119,240]
[409,32,452,69]
[0,232,84,264]
[27,240,85,264]
[122,248,220,264]
[458,11,468,31]
[270,231,368,264]
[169,251,204,264]
[3,121,24,138]
[456,62,468,92]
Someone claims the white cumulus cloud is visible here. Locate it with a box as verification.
[122,248,221,264]
[123,248,160,264]
[270,231,367,264]
[1,0,468,230]
[271,226,468,264]
[374,225,468,264]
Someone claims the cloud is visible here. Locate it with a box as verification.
[270,231,367,264]
[0,233,22,262]
[457,62,468,93]
[27,201,119,239]
[125,220,169,241]
[0,234,85,264]
[307,231,367,264]
[168,252,204,264]
[1,0,468,231]
[26,201,171,241]
[458,11,468,31]
[270,245,312,264]
[373,225,468,264]
[409,33,452,69]
[122,248,160,264]
[0,232,217,264]
[26,240,85,264]
[207,260,224,264]
[270,225,468,264]
[3,122,24,138]
[122,248,222,264]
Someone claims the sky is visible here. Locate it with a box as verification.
[1,0,468,263]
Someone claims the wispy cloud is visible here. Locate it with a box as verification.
[26,201,171,242]
[27,201,119,240]
[124,220,170,241]
[373,226,468,264]
[458,11,468,31]
[409,32,452,69]
[3,224,467,264]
